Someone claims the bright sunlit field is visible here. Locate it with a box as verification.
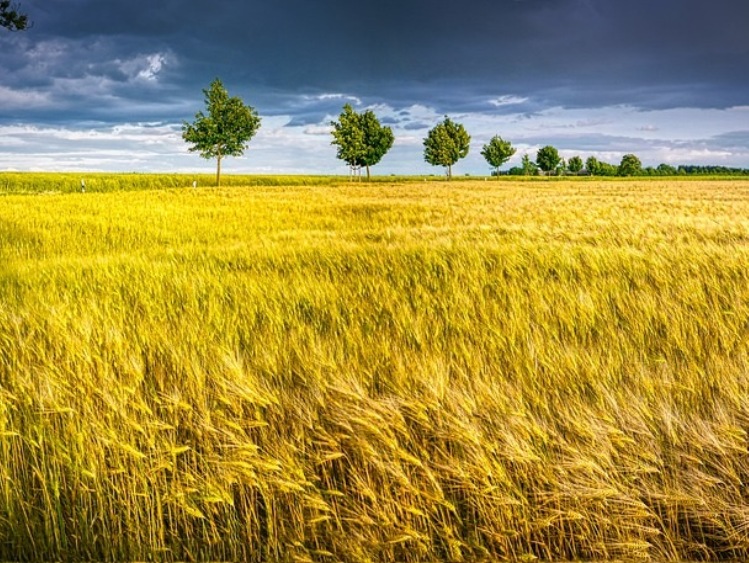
[1,178,748,561]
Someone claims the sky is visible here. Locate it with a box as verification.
[1,0,748,175]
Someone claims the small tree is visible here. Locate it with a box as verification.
[521,154,538,176]
[331,104,364,180]
[568,156,583,174]
[536,145,561,176]
[330,104,394,181]
[618,154,642,176]
[0,0,28,30]
[657,163,677,176]
[182,79,261,187]
[586,156,600,176]
[423,117,470,179]
[599,161,619,176]
[481,135,516,178]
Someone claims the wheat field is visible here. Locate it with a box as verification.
[1,178,748,561]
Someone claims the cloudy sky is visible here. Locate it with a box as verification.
[1,0,748,175]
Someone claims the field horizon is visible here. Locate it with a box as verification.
[1,178,748,561]
[4,171,749,195]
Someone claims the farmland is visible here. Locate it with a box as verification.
[1,177,748,561]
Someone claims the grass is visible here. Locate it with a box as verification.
[1,178,748,561]
[4,171,743,195]
[0,172,491,194]
[0,172,352,193]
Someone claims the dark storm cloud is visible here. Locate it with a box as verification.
[5,0,747,122]
[711,131,749,150]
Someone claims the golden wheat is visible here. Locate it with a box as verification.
[0,178,748,560]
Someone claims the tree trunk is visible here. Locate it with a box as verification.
[496,166,500,179]
[216,153,222,187]
[448,164,452,180]
[366,165,370,181]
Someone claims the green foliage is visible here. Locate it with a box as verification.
[586,156,600,175]
[657,163,677,175]
[598,162,619,176]
[585,157,616,176]
[481,135,516,178]
[330,104,394,180]
[521,154,538,176]
[182,79,261,186]
[536,145,561,174]
[330,104,365,174]
[0,0,27,30]
[423,117,471,179]
[678,164,749,176]
[568,156,584,174]
[618,154,643,176]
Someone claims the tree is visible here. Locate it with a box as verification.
[585,156,600,175]
[598,162,618,176]
[568,156,583,174]
[536,145,561,175]
[331,104,364,180]
[618,154,642,177]
[423,117,470,179]
[521,154,537,176]
[481,135,516,178]
[182,78,261,187]
[656,163,677,176]
[1,0,28,30]
[330,104,394,181]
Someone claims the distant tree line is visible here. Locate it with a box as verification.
[508,153,749,177]
[182,80,749,184]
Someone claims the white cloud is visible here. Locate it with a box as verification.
[652,147,736,164]
[1,103,748,174]
[302,125,332,136]
[137,54,167,81]
[489,95,529,107]
[0,86,52,109]
[116,52,170,82]
[309,93,363,106]
[0,123,188,172]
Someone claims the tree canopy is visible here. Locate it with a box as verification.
[1,0,28,30]
[657,163,677,175]
[330,104,394,181]
[423,117,470,179]
[536,145,561,175]
[521,154,538,176]
[568,156,583,174]
[481,136,516,178]
[182,79,261,186]
[618,154,642,176]
[585,156,600,175]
